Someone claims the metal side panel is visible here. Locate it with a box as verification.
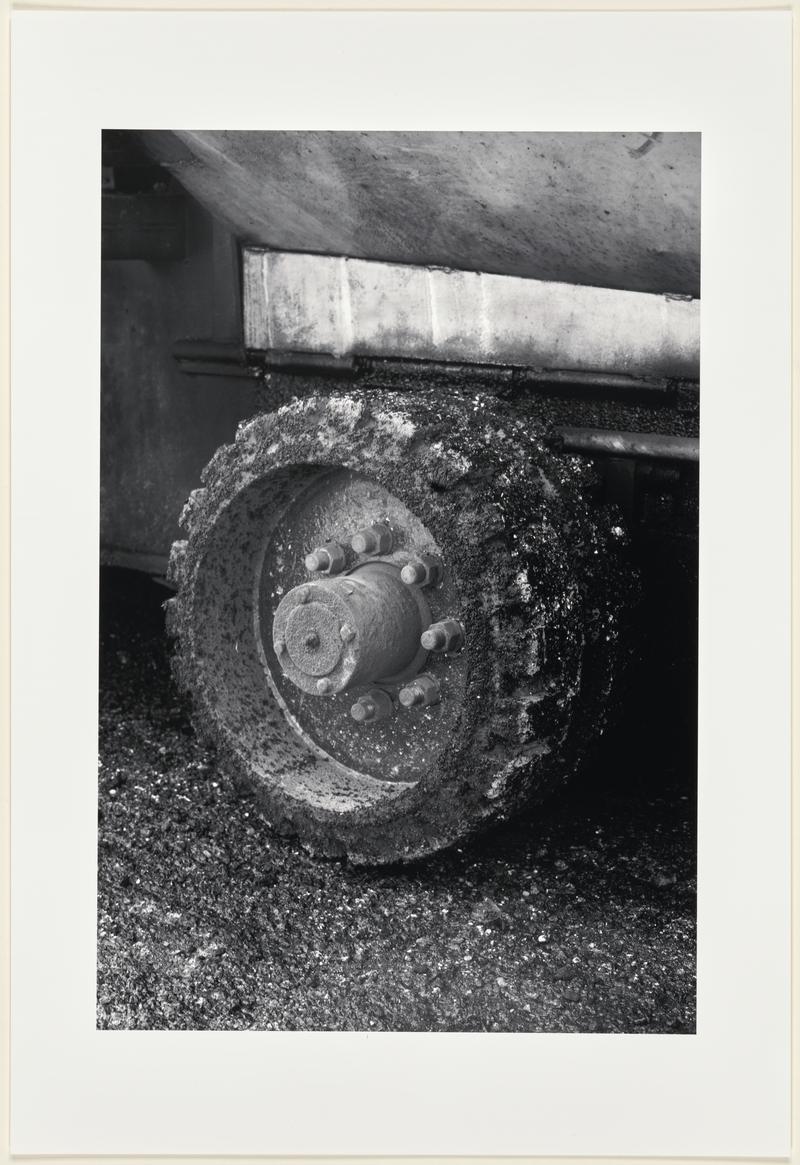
[140,130,700,298]
[243,249,700,381]
[101,207,260,568]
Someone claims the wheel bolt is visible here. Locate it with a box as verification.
[350,688,394,724]
[401,554,443,588]
[421,618,465,654]
[305,542,346,574]
[351,523,393,556]
[316,678,333,695]
[398,674,441,709]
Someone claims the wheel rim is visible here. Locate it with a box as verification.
[255,468,468,784]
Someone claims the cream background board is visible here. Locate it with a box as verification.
[9,8,792,1159]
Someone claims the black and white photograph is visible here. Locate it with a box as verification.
[97,129,700,1034]
[10,7,794,1158]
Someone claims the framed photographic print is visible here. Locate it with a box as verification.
[7,4,793,1159]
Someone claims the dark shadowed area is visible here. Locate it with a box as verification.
[97,566,696,1033]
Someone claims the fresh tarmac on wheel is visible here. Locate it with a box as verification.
[97,567,696,1033]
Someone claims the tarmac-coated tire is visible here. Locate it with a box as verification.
[165,388,627,864]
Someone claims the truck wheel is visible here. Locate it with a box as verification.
[165,389,626,864]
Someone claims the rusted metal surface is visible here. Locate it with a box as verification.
[304,542,347,575]
[421,619,465,655]
[555,428,699,463]
[277,520,465,712]
[242,249,699,380]
[273,565,429,697]
[401,556,443,588]
[139,130,700,296]
[350,523,393,556]
[398,674,442,710]
[350,688,394,725]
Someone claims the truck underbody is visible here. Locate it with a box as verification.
[101,129,699,862]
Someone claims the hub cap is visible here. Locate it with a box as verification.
[272,563,429,695]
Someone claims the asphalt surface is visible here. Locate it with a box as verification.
[97,567,696,1033]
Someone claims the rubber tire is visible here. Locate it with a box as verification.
[166,388,626,864]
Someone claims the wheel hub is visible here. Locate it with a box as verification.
[282,601,342,677]
[272,562,430,695]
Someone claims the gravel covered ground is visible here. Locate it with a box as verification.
[97,567,696,1033]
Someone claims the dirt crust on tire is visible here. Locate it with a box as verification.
[166,389,627,864]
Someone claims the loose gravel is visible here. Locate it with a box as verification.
[97,568,696,1033]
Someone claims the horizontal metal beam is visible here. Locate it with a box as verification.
[553,428,699,463]
[101,547,170,578]
[243,249,700,381]
[172,340,256,378]
[520,369,673,397]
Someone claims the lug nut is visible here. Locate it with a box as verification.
[401,555,443,588]
[304,542,346,574]
[398,673,441,709]
[340,623,356,643]
[316,678,333,695]
[420,619,465,654]
[350,688,394,724]
[351,523,393,556]
[274,637,286,656]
